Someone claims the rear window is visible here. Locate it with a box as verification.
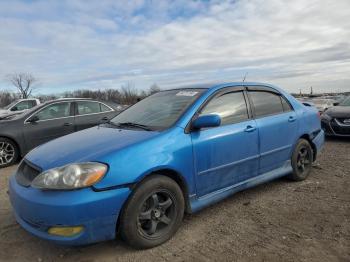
[100,103,112,112]
[77,101,101,115]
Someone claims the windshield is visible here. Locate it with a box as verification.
[110,89,205,130]
[3,100,18,110]
[339,96,350,106]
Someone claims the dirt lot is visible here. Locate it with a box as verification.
[0,138,349,262]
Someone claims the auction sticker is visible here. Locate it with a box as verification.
[176,91,198,96]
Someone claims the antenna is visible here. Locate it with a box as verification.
[242,72,248,83]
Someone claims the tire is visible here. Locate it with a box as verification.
[120,175,185,249]
[288,139,313,181]
[0,137,19,168]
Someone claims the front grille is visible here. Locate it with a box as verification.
[15,160,41,187]
[335,118,350,125]
[22,217,49,231]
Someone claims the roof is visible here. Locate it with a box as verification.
[165,82,280,91]
[54,97,92,101]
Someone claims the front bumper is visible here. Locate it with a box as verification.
[9,175,131,246]
[321,119,350,137]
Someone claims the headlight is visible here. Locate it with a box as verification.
[321,111,331,121]
[31,162,107,190]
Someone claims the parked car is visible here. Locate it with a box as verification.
[0,98,120,167]
[9,83,324,249]
[0,98,40,117]
[321,96,350,136]
[309,98,336,113]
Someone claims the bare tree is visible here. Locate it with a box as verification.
[0,91,18,107]
[148,83,161,95]
[7,73,37,98]
[120,81,139,104]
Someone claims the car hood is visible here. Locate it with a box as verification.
[0,111,23,121]
[325,106,350,118]
[26,125,160,170]
[0,109,9,115]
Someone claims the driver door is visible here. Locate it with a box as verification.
[23,102,75,151]
[191,89,259,197]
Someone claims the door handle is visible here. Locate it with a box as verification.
[288,116,296,122]
[101,117,109,121]
[63,122,72,126]
[244,125,256,132]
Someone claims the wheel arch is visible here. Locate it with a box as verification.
[136,168,192,214]
[115,168,192,236]
[299,134,317,161]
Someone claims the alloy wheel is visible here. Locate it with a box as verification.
[296,146,311,173]
[137,191,176,238]
[0,141,15,167]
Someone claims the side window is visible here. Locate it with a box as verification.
[77,101,101,115]
[34,102,71,121]
[281,96,293,112]
[100,103,112,112]
[249,91,284,117]
[200,91,249,125]
[12,101,32,111]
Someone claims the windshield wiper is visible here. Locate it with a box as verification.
[117,122,153,131]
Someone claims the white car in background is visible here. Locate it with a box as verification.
[0,98,40,117]
[311,98,336,113]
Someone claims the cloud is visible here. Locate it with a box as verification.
[0,0,349,94]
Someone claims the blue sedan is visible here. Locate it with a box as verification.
[9,82,324,249]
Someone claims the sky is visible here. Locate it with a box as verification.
[0,0,349,95]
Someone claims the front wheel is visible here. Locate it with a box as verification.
[288,139,313,181]
[120,175,185,249]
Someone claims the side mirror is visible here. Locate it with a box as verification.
[333,102,339,106]
[10,106,18,111]
[27,115,39,123]
[192,114,221,130]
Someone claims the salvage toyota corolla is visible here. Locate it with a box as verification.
[9,82,324,249]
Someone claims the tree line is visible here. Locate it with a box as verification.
[0,72,161,107]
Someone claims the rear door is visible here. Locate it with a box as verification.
[191,88,259,196]
[74,101,115,131]
[247,86,298,174]
[23,102,75,150]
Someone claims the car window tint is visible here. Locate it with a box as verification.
[13,101,32,111]
[200,91,249,125]
[249,91,284,117]
[35,102,71,121]
[281,96,292,112]
[100,103,112,112]
[77,101,101,115]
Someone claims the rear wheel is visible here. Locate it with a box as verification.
[120,175,184,249]
[0,138,19,168]
[288,139,313,181]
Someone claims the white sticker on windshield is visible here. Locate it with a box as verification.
[176,91,198,97]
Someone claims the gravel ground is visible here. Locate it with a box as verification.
[0,138,349,262]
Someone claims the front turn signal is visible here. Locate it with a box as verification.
[48,226,84,237]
